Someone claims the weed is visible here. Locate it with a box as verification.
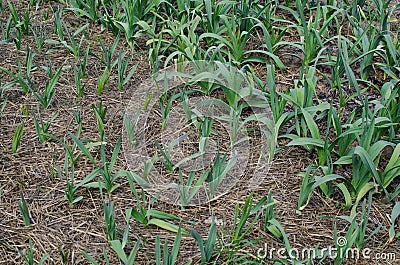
[389,201,400,243]
[207,152,237,198]
[17,239,49,265]
[33,65,64,109]
[82,248,111,265]
[12,122,24,154]
[117,52,138,90]
[219,193,268,262]
[103,198,116,241]
[18,192,31,226]
[57,138,101,206]
[67,0,102,24]
[74,64,85,98]
[191,216,217,263]
[32,108,58,143]
[177,169,208,208]
[154,134,188,172]
[127,184,187,234]
[155,226,182,265]
[32,24,45,51]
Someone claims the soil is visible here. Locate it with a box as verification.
[0,1,399,264]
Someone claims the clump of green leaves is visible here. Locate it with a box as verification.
[191,216,217,263]
[177,169,208,208]
[117,52,138,90]
[207,152,237,198]
[12,122,24,154]
[103,198,116,241]
[389,201,400,243]
[18,192,31,226]
[127,183,187,234]
[33,65,64,109]
[155,227,182,265]
[32,108,58,143]
[17,239,49,265]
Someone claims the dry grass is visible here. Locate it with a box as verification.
[0,1,399,264]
